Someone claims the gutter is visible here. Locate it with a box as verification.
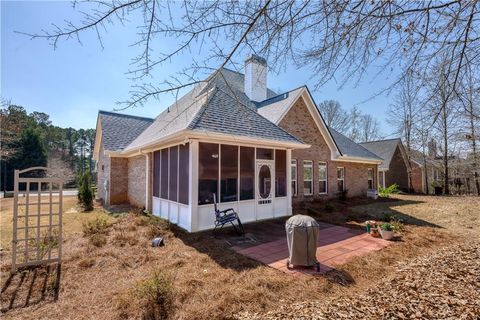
[336,155,383,164]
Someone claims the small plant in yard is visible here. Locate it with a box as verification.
[389,217,405,232]
[380,223,394,231]
[379,222,394,240]
[307,207,320,215]
[117,269,175,319]
[378,183,400,198]
[90,233,107,247]
[82,217,111,236]
[77,172,94,211]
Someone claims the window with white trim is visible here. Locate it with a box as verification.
[291,160,297,196]
[318,162,327,194]
[337,167,345,192]
[367,168,374,189]
[303,160,313,195]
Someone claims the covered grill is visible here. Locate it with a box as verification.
[285,215,320,272]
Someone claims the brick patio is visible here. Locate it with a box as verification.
[233,223,391,276]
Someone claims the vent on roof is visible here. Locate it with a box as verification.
[244,55,267,102]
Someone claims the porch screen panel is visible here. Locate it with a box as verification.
[160,148,169,199]
[169,146,178,202]
[220,144,238,202]
[153,151,160,197]
[178,143,189,205]
[198,143,219,205]
[275,149,286,197]
[240,147,255,200]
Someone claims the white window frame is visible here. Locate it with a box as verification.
[291,159,297,196]
[367,168,374,190]
[303,160,313,195]
[337,167,345,192]
[318,162,328,194]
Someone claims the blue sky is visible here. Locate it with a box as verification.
[2,1,394,135]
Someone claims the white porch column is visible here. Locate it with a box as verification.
[189,140,199,232]
[145,153,151,212]
[286,149,292,215]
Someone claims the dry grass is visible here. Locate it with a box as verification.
[0,196,114,251]
[1,195,476,319]
[350,194,480,236]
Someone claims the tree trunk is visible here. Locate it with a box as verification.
[469,101,480,196]
[442,103,449,195]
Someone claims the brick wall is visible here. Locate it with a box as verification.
[279,97,377,202]
[96,143,110,204]
[410,161,424,193]
[110,157,128,204]
[127,155,146,208]
[385,146,409,191]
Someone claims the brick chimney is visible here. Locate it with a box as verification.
[244,55,267,102]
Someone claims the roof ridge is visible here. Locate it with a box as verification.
[99,110,154,122]
[360,138,401,144]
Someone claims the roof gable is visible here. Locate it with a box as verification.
[96,111,154,153]
[258,87,341,158]
[360,139,410,170]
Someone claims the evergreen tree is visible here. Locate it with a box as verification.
[15,128,47,174]
[78,172,93,211]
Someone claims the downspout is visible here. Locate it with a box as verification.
[140,149,151,212]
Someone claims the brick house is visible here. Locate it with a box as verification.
[93,56,382,232]
[360,139,411,191]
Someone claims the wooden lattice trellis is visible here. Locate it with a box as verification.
[12,167,63,273]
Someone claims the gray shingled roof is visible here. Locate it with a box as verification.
[189,86,301,143]
[98,111,154,151]
[329,128,383,160]
[360,138,402,169]
[124,68,303,151]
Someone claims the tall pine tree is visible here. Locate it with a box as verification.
[15,128,47,176]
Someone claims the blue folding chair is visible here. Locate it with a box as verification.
[212,193,244,237]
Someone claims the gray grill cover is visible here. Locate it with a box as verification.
[285,215,319,266]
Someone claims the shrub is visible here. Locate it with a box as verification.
[378,183,400,198]
[307,207,320,215]
[324,203,335,213]
[90,233,107,247]
[82,217,110,236]
[118,269,175,319]
[78,172,94,211]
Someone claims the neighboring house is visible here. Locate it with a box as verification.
[93,55,382,232]
[360,139,411,191]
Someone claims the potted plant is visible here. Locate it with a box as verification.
[379,223,394,240]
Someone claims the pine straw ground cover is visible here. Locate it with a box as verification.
[236,242,480,319]
[0,195,477,319]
